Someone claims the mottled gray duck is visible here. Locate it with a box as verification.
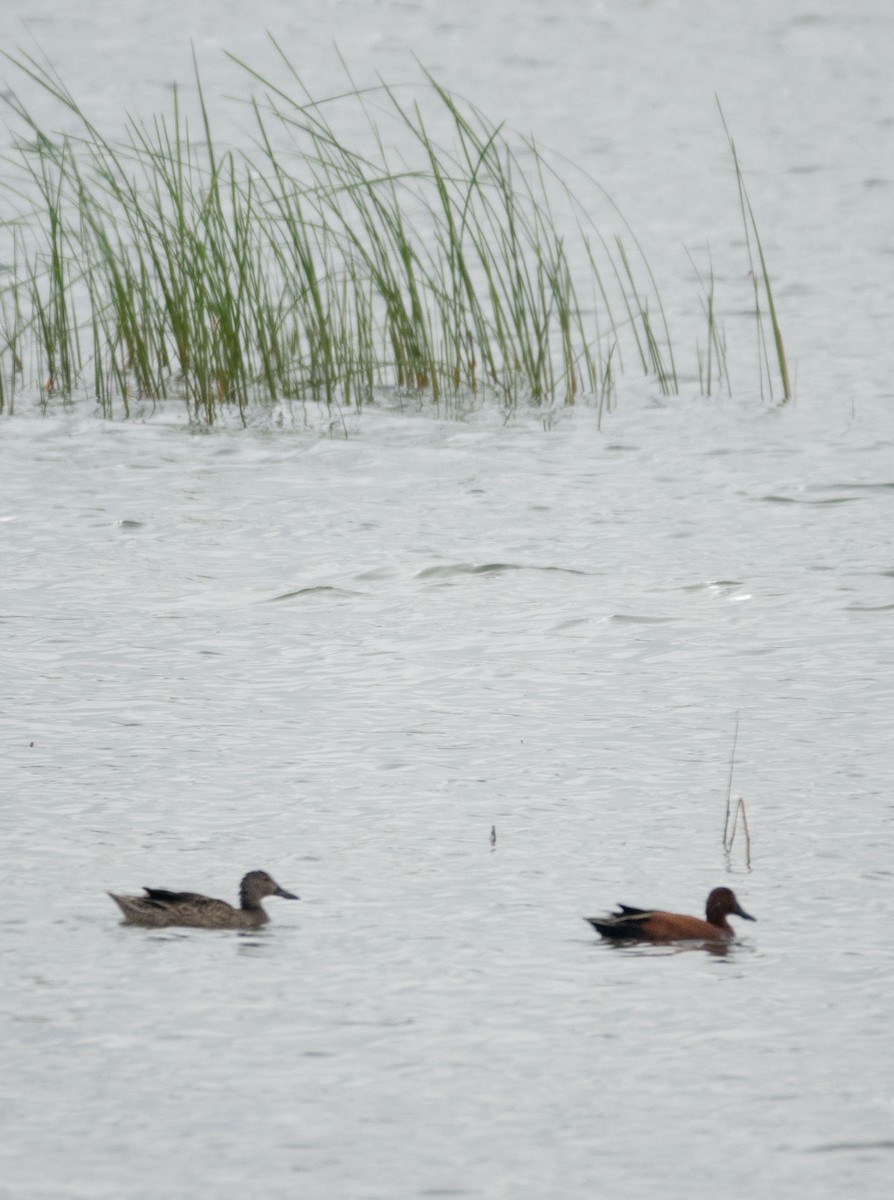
[109,869,299,929]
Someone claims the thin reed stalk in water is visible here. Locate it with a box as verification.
[723,796,752,869]
[717,99,791,403]
[687,245,731,398]
[722,711,740,847]
[722,712,752,869]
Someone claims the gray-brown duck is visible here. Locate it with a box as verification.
[109,869,299,929]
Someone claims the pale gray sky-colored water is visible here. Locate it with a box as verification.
[2,4,894,1199]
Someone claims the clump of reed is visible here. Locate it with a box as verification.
[717,102,791,404]
[0,44,790,423]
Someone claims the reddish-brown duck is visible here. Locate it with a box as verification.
[585,886,755,942]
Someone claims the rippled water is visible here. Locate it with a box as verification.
[5,396,894,1199]
[3,2,894,1198]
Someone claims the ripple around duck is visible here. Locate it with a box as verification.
[416,561,589,580]
[609,612,677,624]
[759,494,861,505]
[824,482,894,492]
[676,579,745,593]
[264,586,358,602]
[808,1142,894,1155]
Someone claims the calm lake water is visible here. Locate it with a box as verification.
[3,3,894,1199]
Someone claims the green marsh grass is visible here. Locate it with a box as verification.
[717,100,791,404]
[688,245,731,398]
[0,48,791,422]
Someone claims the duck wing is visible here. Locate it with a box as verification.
[585,904,658,938]
[142,887,219,909]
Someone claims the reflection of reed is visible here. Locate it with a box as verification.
[724,796,752,870]
[723,712,752,869]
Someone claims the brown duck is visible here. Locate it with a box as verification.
[109,870,299,929]
[585,886,755,943]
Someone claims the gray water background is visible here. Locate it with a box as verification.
[2,2,894,1198]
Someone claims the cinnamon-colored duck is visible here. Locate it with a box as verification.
[585,886,755,943]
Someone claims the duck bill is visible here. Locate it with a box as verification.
[275,886,299,900]
[736,904,756,922]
